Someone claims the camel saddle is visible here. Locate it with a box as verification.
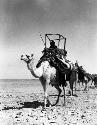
[36,48,71,74]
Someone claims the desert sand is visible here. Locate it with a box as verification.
[0,80,97,125]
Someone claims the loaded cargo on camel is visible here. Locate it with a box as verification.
[36,34,72,74]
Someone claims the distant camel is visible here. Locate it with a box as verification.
[75,62,91,91]
[92,74,97,87]
[65,64,78,94]
[21,54,77,109]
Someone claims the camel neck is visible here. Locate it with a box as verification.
[27,59,43,78]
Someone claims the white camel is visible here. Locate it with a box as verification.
[21,54,65,109]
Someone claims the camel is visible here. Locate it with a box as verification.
[21,54,66,109]
[75,62,90,91]
[92,74,97,87]
[21,54,78,108]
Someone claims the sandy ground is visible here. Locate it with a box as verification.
[0,82,97,125]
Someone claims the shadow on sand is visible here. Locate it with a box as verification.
[20,101,44,108]
[2,101,44,110]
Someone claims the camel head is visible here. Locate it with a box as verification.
[21,54,34,63]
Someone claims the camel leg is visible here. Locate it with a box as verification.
[43,83,47,109]
[70,81,78,97]
[82,81,84,86]
[78,81,81,91]
[40,78,49,109]
[52,85,62,106]
[74,81,76,91]
[78,80,81,90]
[69,81,73,96]
[73,81,76,92]
[75,81,77,92]
[63,86,65,106]
[84,82,88,91]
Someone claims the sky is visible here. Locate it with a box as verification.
[0,0,97,79]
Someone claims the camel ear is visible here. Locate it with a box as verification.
[31,54,33,57]
[26,55,30,59]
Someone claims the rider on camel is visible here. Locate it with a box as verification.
[36,40,69,72]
